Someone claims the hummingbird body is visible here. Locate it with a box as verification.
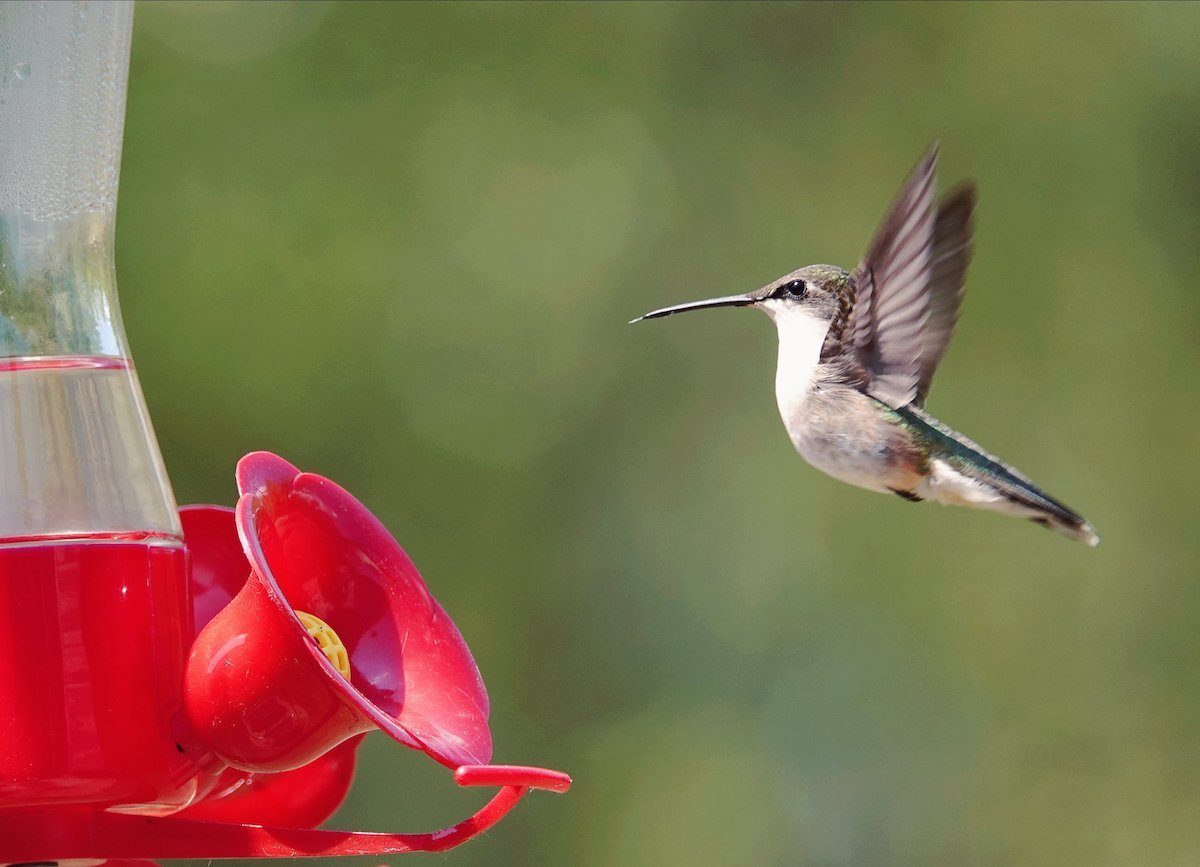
[634,146,1099,546]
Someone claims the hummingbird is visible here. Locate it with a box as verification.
[632,144,1098,546]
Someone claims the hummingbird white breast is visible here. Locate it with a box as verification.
[761,300,831,424]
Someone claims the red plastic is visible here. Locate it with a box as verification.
[179,505,367,824]
[455,764,574,793]
[180,504,249,636]
[0,764,569,860]
[178,735,363,828]
[0,539,197,813]
[0,454,570,860]
[184,452,490,772]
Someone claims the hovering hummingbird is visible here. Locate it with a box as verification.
[632,144,1098,546]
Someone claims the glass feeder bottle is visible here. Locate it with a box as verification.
[0,0,197,813]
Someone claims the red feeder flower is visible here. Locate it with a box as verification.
[176,505,361,829]
[185,451,491,772]
[0,455,569,861]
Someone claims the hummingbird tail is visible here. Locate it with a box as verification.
[935,460,1100,547]
[949,459,1100,547]
[898,406,1100,547]
[1027,508,1101,548]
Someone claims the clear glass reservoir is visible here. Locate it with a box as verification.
[0,1,197,815]
[0,0,180,543]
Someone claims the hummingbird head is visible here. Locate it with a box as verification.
[631,264,850,325]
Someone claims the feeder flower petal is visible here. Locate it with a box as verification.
[183,451,491,773]
[235,451,492,768]
[178,735,362,828]
[180,504,248,634]
[179,506,362,826]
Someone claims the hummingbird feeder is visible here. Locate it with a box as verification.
[0,2,569,861]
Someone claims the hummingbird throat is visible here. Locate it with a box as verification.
[768,306,833,423]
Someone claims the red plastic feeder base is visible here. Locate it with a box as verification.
[0,765,570,861]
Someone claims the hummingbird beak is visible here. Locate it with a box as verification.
[629,293,756,324]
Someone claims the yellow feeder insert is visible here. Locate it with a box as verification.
[296,610,351,681]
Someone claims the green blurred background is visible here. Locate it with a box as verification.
[117,2,1200,864]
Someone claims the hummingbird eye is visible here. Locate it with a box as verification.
[780,279,807,298]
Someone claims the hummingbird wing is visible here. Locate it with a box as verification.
[914,181,976,405]
[844,145,976,408]
[847,144,940,408]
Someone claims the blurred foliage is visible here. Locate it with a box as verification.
[117,1,1200,864]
